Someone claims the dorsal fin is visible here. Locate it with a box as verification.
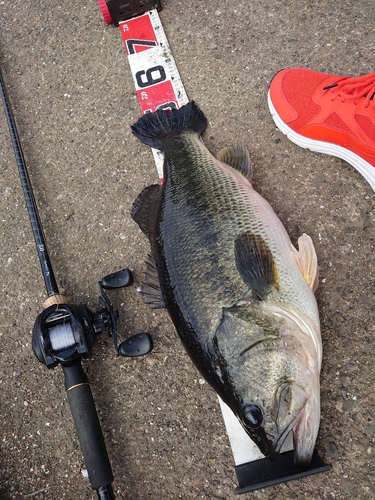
[140,252,166,309]
[130,184,161,239]
[291,234,319,292]
[217,143,253,182]
[234,232,278,300]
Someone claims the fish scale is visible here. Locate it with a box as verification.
[162,133,318,327]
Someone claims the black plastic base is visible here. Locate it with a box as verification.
[235,449,331,494]
[106,0,162,25]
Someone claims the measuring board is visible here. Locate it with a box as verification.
[120,9,188,181]
[97,3,331,493]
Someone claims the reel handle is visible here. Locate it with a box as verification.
[63,361,115,499]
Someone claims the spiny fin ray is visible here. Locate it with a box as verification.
[217,143,253,182]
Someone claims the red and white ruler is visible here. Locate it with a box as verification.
[120,10,188,181]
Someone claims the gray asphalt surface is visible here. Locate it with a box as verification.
[0,1,374,499]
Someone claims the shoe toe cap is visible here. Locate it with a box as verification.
[269,68,332,130]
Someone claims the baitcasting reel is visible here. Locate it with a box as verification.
[32,268,153,368]
[30,268,152,500]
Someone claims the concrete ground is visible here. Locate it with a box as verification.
[0,1,374,498]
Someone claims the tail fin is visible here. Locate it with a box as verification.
[131,101,207,150]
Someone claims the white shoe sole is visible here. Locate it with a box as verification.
[267,90,375,192]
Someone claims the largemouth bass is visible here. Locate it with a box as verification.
[131,101,322,467]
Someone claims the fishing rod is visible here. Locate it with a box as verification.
[0,67,152,499]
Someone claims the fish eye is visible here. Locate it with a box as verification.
[243,404,263,429]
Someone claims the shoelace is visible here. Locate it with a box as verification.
[323,72,375,109]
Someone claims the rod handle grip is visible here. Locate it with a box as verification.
[62,362,114,494]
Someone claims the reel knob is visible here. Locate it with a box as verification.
[100,269,133,289]
[98,269,153,358]
[118,332,153,357]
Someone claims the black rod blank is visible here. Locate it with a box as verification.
[0,68,59,296]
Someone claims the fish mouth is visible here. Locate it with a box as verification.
[258,427,292,461]
[264,407,316,468]
[273,384,309,455]
[238,378,314,465]
[245,411,302,460]
[244,389,307,461]
[250,422,296,462]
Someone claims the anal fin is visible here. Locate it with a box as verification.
[291,234,319,292]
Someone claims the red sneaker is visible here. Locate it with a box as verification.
[268,68,375,191]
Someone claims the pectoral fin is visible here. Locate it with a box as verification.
[291,234,319,292]
[234,233,279,300]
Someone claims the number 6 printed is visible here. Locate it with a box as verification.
[135,65,166,88]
